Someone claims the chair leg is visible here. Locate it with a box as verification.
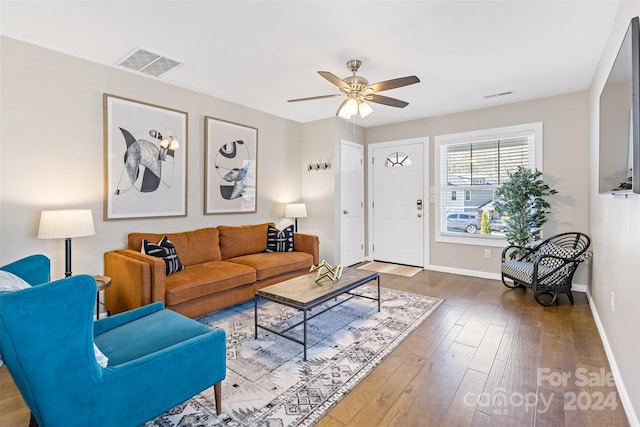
[501,275,525,289]
[29,413,38,427]
[567,291,574,304]
[534,290,557,306]
[214,382,222,415]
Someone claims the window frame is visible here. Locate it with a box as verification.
[434,122,543,247]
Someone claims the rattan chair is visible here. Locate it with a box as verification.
[501,232,591,306]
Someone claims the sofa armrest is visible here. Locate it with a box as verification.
[104,250,166,315]
[294,233,319,265]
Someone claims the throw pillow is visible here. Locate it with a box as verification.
[0,271,108,368]
[266,225,294,253]
[141,236,185,275]
[0,270,30,292]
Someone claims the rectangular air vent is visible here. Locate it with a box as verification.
[118,48,181,77]
[483,91,513,99]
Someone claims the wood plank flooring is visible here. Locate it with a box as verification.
[0,270,630,426]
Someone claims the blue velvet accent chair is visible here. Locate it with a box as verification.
[0,255,226,427]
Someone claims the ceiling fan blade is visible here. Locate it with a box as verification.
[365,76,420,93]
[288,94,342,103]
[318,71,350,91]
[367,94,409,108]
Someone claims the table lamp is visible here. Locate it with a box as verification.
[284,203,307,232]
[38,209,95,277]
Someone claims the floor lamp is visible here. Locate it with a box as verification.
[284,203,307,232]
[38,209,95,277]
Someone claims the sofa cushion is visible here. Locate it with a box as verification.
[266,225,294,252]
[164,261,256,306]
[129,228,222,266]
[228,252,313,281]
[218,223,272,260]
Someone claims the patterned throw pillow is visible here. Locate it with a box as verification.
[0,270,30,292]
[266,225,294,253]
[141,236,185,275]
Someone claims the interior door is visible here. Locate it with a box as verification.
[372,142,424,266]
[340,141,365,266]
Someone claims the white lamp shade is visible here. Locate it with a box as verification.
[38,209,96,239]
[284,203,307,218]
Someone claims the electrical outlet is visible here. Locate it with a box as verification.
[484,249,491,258]
[610,292,615,311]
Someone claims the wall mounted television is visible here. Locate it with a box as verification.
[599,16,640,194]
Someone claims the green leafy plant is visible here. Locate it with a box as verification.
[480,210,491,234]
[494,166,557,252]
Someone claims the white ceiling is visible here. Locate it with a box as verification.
[0,0,622,128]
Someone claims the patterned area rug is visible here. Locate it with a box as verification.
[357,261,423,277]
[144,286,443,427]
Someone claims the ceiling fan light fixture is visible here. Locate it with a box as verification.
[339,98,359,119]
[358,100,373,118]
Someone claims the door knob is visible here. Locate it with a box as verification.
[343,210,349,214]
[417,213,422,218]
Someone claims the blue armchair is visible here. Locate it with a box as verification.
[0,255,226,427]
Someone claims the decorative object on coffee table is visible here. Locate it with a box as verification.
[310,260,343,282]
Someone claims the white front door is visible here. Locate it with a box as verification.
[340,141,365,266]
[371,141,425,267]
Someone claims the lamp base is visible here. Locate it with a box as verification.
[64,238,72,277]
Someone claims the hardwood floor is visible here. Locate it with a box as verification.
[0,270,630,426]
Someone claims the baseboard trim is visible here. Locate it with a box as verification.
[425,264,589,293]
[426,264,501,280]
[586,288,640,427]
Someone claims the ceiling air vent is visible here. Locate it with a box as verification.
[483,91,513,99]
[118,48,181,77]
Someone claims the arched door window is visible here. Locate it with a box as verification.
[384,152,412,168]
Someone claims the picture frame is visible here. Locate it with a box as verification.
[204,116,258,214]
[103,94,188,220]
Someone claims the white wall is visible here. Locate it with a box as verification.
[300,117,365,264]
[588,2,640,424]
[0,37,303,278]
[365,91,591,283]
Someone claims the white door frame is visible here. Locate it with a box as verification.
[367,137,429,267]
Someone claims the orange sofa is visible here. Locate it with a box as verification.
[104,223,319,318]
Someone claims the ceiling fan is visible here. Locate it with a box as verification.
[287,59,420,119]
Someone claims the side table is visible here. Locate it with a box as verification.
[93,275,111,320]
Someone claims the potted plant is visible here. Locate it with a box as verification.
[494,166,557,254]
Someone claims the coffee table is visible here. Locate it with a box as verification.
[254,267,380,360]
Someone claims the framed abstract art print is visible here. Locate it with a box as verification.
[104,94,188,220]
[204,116,258,214]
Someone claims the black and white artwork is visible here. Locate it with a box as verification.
[205,117,257,214]
[104,94,187,220]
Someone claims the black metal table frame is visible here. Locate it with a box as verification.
[254,273,380,361]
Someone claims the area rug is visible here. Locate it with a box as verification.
[144,286,442,427]
[357,261,422,277]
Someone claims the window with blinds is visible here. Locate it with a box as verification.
[435,122,542,245]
